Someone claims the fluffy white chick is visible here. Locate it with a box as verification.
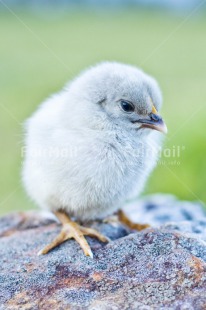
[22,62,167,258]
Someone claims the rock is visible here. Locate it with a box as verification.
[0,195,206,310]
[123,194,206,226]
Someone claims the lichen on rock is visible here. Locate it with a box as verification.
[0,195,206,310]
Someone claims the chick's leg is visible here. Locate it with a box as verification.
[38,210,108,258]
[118,210,150,231]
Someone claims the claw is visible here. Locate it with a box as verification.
[118,210,150,231]
[87,248,94,259]
[38,211,108,257]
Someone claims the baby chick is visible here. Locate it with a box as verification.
[22,62,167,258]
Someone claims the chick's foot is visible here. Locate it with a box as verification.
[38,211,108,258]
[118,210,150,231]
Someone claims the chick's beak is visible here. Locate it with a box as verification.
[137,105,167,134]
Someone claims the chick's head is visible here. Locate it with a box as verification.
[67,62,167,134]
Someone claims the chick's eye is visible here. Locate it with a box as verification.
[120,101,135,113]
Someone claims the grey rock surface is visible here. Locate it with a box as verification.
[0,195,206,310]
[123,194,206,226]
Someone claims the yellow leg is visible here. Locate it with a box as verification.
[118,210,150,231]
[38,211,109,258]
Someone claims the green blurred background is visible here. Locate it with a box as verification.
[0,7,206,216]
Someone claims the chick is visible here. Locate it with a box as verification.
[22,62,167,258]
